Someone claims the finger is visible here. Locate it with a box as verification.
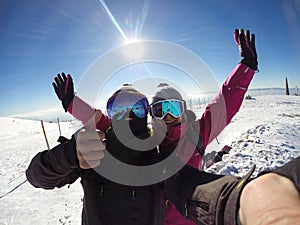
[76,128,100,141]
[78,139,106,151]
[67,74,73,86]
[79,158,101,169]
[77,145,104,160]
[62,72,67,82]
[251,33,256,47]
[54,76,61,86]
[239,29,246,49]
[79,150,105,161]
[234,29,240,45]
[52,82,58,91]
[87,160,101,168]
[75,128,106,152]
[78,149,105,161]
[80,142,106,154]
[246,30,250,44]
[64,74,70,96]
[57,74,63,85]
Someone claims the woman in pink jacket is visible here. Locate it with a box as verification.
[52,29,258,225]
[147,29,257,225]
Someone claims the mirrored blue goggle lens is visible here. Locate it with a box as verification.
[107,98,148,119]
[152,100,184,118]
[131,101,147,118]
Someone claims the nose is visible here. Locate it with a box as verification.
[163,113,174,120]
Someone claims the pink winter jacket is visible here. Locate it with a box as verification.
[67,63,255,225]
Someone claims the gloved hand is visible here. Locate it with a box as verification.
[234,29,258,71]
[52,73,75,112]
[57,135,69,144]
[75,128,106,169]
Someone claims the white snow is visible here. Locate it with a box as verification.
[1,95,300,224]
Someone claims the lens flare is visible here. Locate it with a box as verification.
[97,0,128,40]
[97,0,149,47]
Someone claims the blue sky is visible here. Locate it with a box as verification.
[1,0,300,117]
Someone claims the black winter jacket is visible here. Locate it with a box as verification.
[26,128,166,225]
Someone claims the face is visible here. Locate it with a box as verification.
[151,99,185,130]
[163,113,182,130]
[107,93,149,121]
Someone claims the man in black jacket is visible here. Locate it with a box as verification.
[26,84,168,225]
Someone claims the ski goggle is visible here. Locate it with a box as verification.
[150,99,186,119]
[106,94,149,120]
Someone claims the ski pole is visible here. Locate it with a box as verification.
[41,120,50,150]
[0,179,27,200]
[57,117,61,136]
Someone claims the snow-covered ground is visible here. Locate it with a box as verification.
[0,95,300,225]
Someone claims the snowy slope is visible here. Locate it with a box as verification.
[0,95,300,225]
[205,95,300,176]
[0,119,83,225]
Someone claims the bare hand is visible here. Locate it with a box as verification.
[239,173,300,225]
[75,128,106,169]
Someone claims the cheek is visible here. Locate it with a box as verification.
[164,116,181,124]
[165,118,181,130]
[175,117,182,123]
[153,120,167,132]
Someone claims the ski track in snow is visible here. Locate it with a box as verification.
[0,95,300,224]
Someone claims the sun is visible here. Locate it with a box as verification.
[122,37,145,60]
[124,37,142,45]
[122,40,145,60]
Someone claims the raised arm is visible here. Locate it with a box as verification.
[199,29,258,148]
[52,73,110,131]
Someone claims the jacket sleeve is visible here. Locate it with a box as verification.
[199,63,255,148]
[26,136,81,189]
[164,165,225,222]
[67,95,110,131]
[165,164,255,225]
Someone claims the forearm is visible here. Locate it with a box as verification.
[164,165,225,222]
[68,95,97,125]
[165,164,255,225]
[26,137,80,189]
[67,95,110,130]
[221,63,255,122]
[200,63,255,146]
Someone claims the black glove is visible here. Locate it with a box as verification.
[234,29,258,71]
[52,73,75,112]
[57,135,70,144]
